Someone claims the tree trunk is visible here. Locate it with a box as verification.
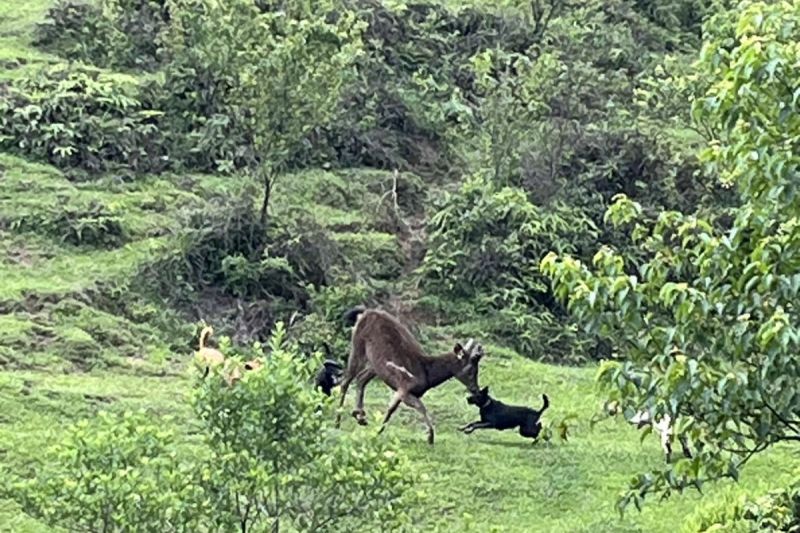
[260,170,272,225]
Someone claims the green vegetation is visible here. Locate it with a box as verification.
[1,0,799,531]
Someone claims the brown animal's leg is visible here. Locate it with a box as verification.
[680,436,692,458]
[335,372,355,428]
[403,394,435,445]
[352,368,376,426]
[377,390,404,435]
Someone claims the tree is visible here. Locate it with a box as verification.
[541,0,800,509]
[467,48,562,187]
[166,0,364,223]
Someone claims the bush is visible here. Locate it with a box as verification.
[35,2,111,63]
[5,199,127,249]
[293,0,547,176]
[3,411,205,533]
[682,482,800,532]
[0,65,168,174]
[49,201,128,248]
[420,176,599,361]
[422,177,597,305]
[193,323,416,532]
[35,0,170,70]
[4,326,416,532]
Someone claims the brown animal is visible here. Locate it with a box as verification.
[193,325,262,386]
[336,307,485,445]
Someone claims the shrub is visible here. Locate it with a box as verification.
[5,199,127,249]
[35,1,112,64]
[35,0,170,70]
[49,201,128,248]
[422,178,596,301]
[420,176,599,361]
[194,323,416,532]
[682,482,800,532]
[0,65,168,174]
[4,327,416,532]
[3,411,205,533]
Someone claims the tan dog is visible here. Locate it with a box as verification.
[195,326,225,377]
[194,326,262,385]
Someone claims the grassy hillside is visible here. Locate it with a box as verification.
[1,1,799,532]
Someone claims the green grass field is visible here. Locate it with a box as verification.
[1,1,798,532]
[1,356,797,532]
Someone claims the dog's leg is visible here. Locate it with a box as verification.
[459,421,477,432]
[519,418,542,439]
[680,435,692,458]
[461,421,494,434]
[335,370,356,428]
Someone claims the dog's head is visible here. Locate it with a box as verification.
[466,386,490,407]
[243,358,263,372]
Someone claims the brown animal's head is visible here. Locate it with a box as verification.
[453,339,484,394]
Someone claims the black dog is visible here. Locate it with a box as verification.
[460,387,550,440]
[314,343,344,396]
[315,359,344,396]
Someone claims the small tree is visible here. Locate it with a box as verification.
[468,48,562,186]
[166,0,364,223]
[194,322,416,532]
[542,0,800,509]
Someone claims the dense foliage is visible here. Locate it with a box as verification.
[0,65,167,175]
[543,0,800,507]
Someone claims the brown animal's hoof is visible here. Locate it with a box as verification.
[351,409,367,425]
[427,432,435,445]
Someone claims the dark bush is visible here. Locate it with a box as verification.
[2,198,127,249]
[420,176,600,362]
[34,2,111,63]
[292,0,559,176]
[35,0,170,70]
[0,66,168,175]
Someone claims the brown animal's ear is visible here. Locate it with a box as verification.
[454,343,464,359]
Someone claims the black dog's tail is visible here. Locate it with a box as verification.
[342,306,367,327]
[321,341,333,358]
[539,394,550,414]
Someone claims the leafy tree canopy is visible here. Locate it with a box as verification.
[542,0,800,508]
